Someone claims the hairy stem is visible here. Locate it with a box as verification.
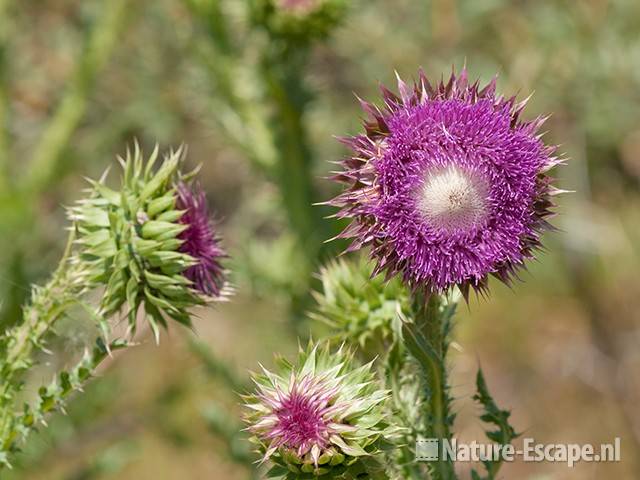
[386,343,428,479]
[0,230,86,443]
[0,338,127,468]
[402,293,457,480]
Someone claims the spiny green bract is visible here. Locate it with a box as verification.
[69,144,204,341]
[311,257,410,353]
[244,342,393,479]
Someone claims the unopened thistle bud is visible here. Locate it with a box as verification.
[69,145,227,340]
[253,0,347,41]
[244,342,391,478]
[311,257,410,352]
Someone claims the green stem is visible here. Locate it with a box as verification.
[260,51,324,247]
[259,48,335,321]
[192,39,277,173]
[0,338,127,468]
[187,335,247,392]
[402,293,457,480]
[387,346,428,479]
[21,0,132,194]
[0,230,85,441]
[186,0,277,174]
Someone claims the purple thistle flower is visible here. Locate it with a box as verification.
[176,182,226,297]
[252,373,347,463]
[244,343,390,475]
[329,68,564,296]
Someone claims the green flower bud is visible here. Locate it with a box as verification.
[252,0,347,42]
[69,144,226,341]
[311,257,411,355]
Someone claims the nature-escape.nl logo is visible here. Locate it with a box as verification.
[416,438,621,468]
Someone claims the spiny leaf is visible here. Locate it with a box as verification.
[471,368,519,480]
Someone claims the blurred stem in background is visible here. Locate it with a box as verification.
[21,0,133,193]
[188,335,258,478]
[260,44,332,313]
[21,0,131,195]
[0,0,12,193]
[188,336,248,393]
[186,0,335,322]
[203,403,257,477]
[0,0,135,330]
[187,0,278,173]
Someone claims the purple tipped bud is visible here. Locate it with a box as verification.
[244,343,391,475]
[176,183,227,297]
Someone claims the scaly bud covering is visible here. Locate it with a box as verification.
[244,343,390,478]
[311,257,409,352]
[69,145,226,340]
[253,0,347,41]
[330,69,563,296]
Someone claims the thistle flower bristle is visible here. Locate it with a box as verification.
[176,183,227,298]
[329,68,563,295]
[417,165,489,233]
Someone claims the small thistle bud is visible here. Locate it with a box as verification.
[329,68,564,297]
[69,144,227,340]
[311,257,410,353]
[243,342,391,478]
[253,0,347,41]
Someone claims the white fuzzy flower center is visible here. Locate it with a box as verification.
[417,165,489,232]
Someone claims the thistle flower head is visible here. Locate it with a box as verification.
[176,183,226,297]
[275,0,321,15]
[244,342,390,477]
[311,257,410,353]
[330,69,563,297]
[254,0,347,41]
[69,145,227,340]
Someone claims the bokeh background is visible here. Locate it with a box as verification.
[1,0,639,478]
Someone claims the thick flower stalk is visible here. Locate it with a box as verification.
[0,144,227,467]
[244,342,391,478]
[329,68,563,296]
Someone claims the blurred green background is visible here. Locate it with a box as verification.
[1,0,639,478]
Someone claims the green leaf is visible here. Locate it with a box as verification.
[471,368,519,480]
